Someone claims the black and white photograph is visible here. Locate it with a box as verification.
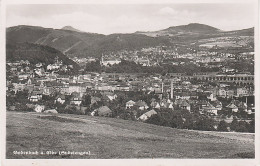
[0,0,259,165]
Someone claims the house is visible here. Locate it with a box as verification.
[226,100,247,112]
[174,99,191,111]
[106,93,117,101]
[91,96,101,106]
[217,88,227,98]
[91,106,112,117]
[226,103,238,112]
[202,103,218,115]
[43,82,54,96]
[100,57,121,66]
[34,105,45,113]
[28,91,42,102]
[210,100,222,111]
[164,102,174,109]
[70,92,82,106]
[197,100,209,110]
[206,92,217,101]
[138,110,157,121]
[190,92,198,99]
[126,100,136,109]
[12,81,26,93]
[150,100,160,109]
[175,92,190,100]
[47,64,61,71]
[235,87,249,97]
[135,100,149,110]
[68,83,82,94]
[55,94,66,104]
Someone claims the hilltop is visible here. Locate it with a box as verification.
[61,26,82,32]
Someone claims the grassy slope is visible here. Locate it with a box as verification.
[6,111,254,159]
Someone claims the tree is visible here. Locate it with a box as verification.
[146,114,164,126]
[217,120,229,132]
[248,119,255,133]
[194,117,216,131]
[236,121,249,132]
[230,118,239,131]
[82,95,91,106]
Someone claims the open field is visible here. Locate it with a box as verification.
[6,111,254,159]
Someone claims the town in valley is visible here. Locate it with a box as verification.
[6,23,255,133]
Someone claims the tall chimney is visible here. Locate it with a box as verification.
[161,81,164,93]
[171,80,173,99]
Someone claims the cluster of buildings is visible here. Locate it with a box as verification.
[72,46,254,75]
[6,44,255,123]
[7,56,255,121]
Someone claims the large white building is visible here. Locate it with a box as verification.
[100,56,121,66]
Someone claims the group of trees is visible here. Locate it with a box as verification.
[229,118,254,133]
[84,59,222,75]
[7,89,255,133]
[146,109,216,131]
[146,109,255,133]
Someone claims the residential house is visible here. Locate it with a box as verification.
[135,100,149,110]
[174,99,191,111]
[70,92,82,106]
[55,94,66,104]
[126,100,136,109]
[12,81,26,93]
[138,110,157,121]
[34,105,45,113]
[226,100,247,112]
[102,91,117,101]
[175,92,190,100]
[206,92,217,101]
[202,103,218,115]
[210,100,222,111]
[91,96,101,106]
[150,100,160,109]
[226,103,238,112]
[28,91,42,102]
[235,87,249,97]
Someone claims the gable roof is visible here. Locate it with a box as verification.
[135,100,148,107]
[126,100,136,105]
[56,94,66,100]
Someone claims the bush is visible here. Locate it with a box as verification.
[230,118,239,131]
[235,121,249,132]
[217,120,229,132]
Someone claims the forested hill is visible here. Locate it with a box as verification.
[6,42,79,70]
[6,25,170,58]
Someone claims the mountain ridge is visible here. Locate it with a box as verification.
[6,23,254,58]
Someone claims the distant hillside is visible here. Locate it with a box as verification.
[6,25,170,58]
[136,23,253,39]
[6,42,79,70]
[163,23,221,33]
[6,24,254,58]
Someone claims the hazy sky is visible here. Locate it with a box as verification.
[6,4,255,34]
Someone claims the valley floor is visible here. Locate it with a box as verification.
[6,111,254,159]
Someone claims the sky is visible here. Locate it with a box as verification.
[6,3,255,35]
